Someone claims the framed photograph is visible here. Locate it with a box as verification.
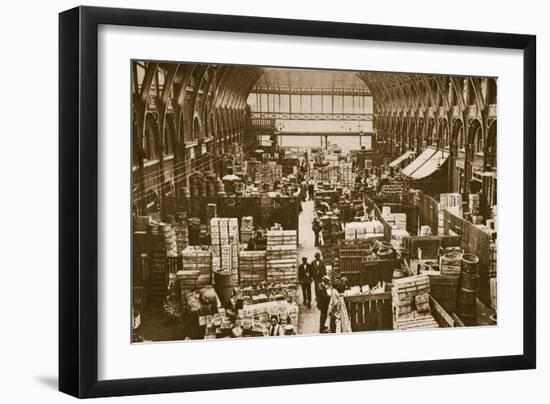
[59,6,536,398]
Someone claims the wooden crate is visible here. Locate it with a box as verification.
[239,250,267,285]
[394,312,439,330]
[426,273,460,314]
[343,290,393,331]
[340,258,399,288]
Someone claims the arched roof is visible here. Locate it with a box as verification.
[254,68,369,90]
[135,61,492,123]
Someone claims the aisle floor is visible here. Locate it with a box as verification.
[297,200,322,335]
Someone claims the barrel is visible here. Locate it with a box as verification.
[441,251,462,265]
[206,203,217,220]
[214,270,235,307]
[461,253,479,274]
[457,289,476,306]
[456,289,477,325]
[459,272,480,291]
[378,241,393,250]
[376,247,395,260]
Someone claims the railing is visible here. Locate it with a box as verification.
[417,191,439,235]
[443,210,491,267]
[339,296,352,333]
[251,86,372,96]
[338,293,459,332]
[249,118,275,128]
[401,235,460,261]
[250,112,373,121]
[429,295,458,328]
[367,197,393,242]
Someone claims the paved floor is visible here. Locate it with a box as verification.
[297,200,322,335]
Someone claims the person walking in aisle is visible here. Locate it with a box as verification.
[307,179,315,201]
[298,257,312,308]
[300,181,307,202]
[312,217,322,247]
[311,252,327,298]
[316,275,331,333]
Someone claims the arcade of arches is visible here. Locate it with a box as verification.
[132,62,496,216]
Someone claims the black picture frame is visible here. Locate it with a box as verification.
[59,5,536,398]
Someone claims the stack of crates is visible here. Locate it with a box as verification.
[266,230,298,283]
[240,216,254,244]
[180,246,212,287]
[238,250,267,286]
[338,162,354,188]
[392,275,438,330]
[210,218,240,285]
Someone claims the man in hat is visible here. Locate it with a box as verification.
[316,275,331,333]
[311,252,327,297]
[307,179,315,201]
[298,257,312,308]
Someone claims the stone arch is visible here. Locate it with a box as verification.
[452,119,464,150]
[468,118,483,154]
[193,115,202,140]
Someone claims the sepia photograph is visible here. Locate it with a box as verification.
[131,61,498,343]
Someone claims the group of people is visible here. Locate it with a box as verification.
[297,252,342,333]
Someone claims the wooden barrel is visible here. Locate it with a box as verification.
[376,247,395,259]
[457,289,477,306]
[456,289,477,325]
[461,253,479,274]
[459,272,480,291]
[214,270,235,307]
[377,241,393,251]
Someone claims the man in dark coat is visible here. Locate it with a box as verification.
[316,275,331,333]
[307,179,315,201]
[311,252,327,299]
[298,257,312,308]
